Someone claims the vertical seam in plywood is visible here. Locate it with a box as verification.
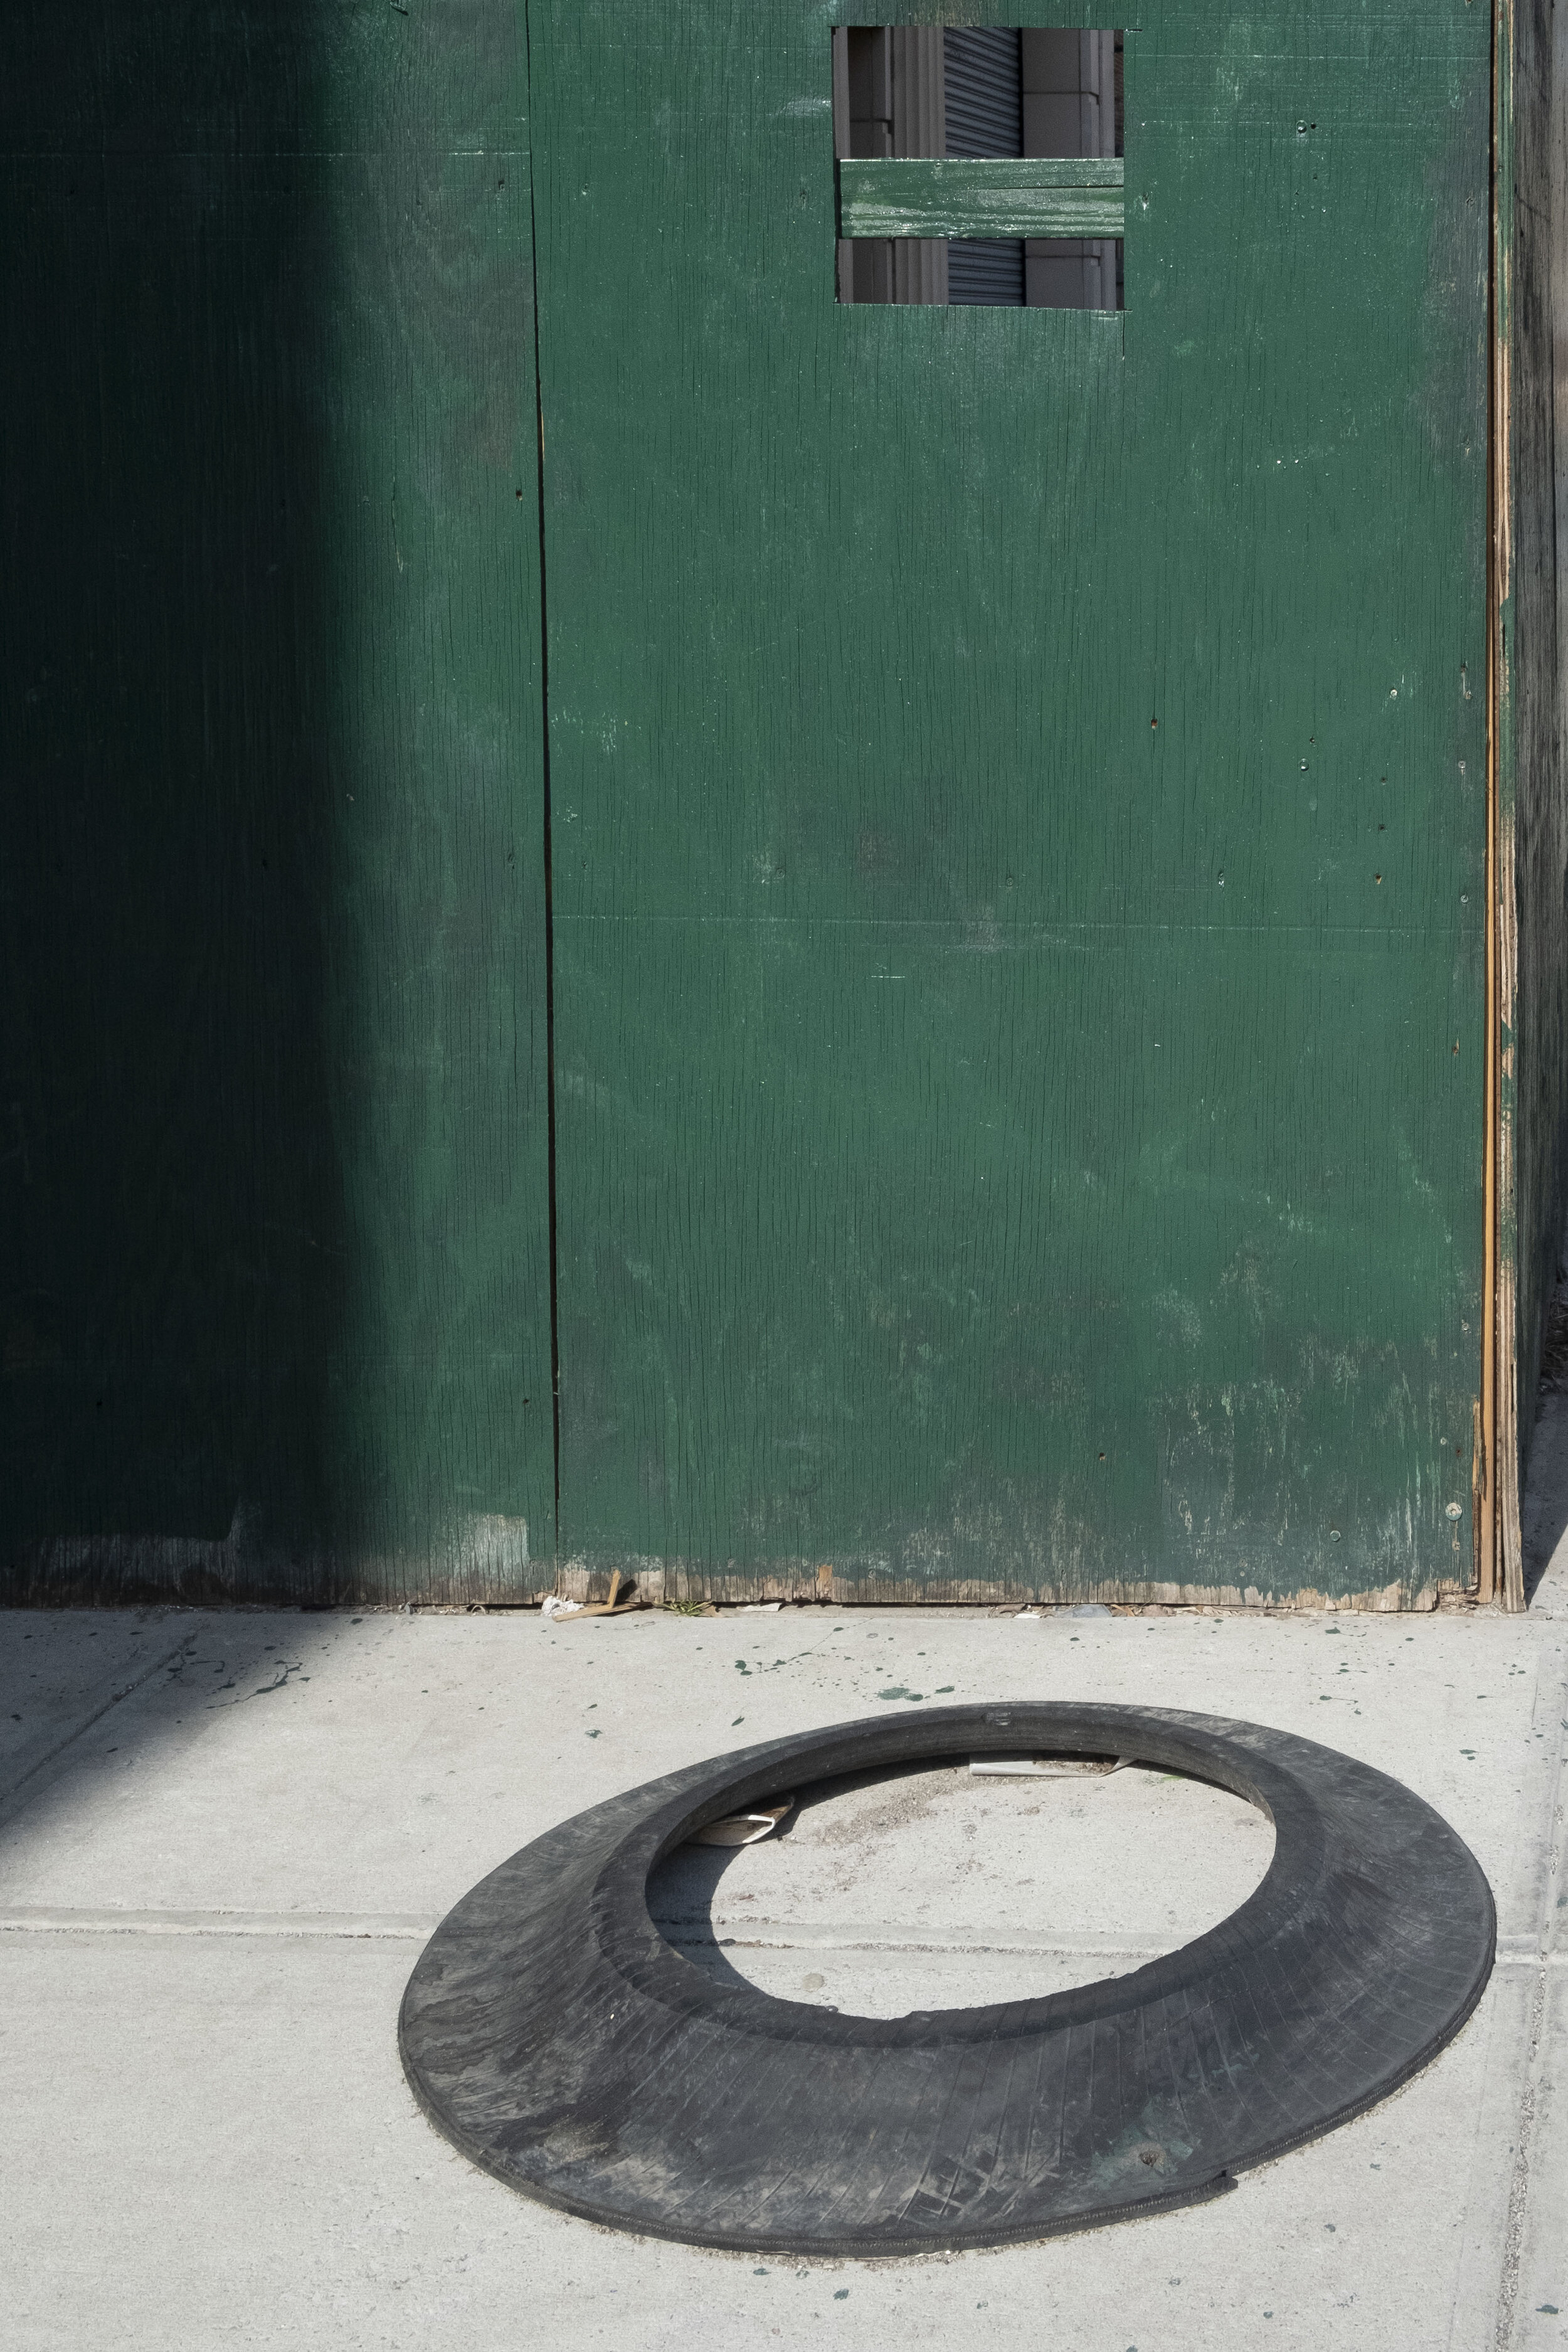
[522,0,563,1553]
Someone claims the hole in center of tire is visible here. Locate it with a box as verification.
[647,1757,1276,2016]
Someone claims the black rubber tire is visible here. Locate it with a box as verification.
[400,1703,1494,2254]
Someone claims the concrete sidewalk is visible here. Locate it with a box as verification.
[3,1532,1567,2348]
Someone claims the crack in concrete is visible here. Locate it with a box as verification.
[0,1906,437,1939]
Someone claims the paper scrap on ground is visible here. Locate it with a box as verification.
[690,1798,795,1847]
[544,1569,640,1621]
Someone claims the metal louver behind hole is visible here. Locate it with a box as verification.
[943,28,1025,307]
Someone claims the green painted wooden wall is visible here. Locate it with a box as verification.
[536,0,1489,1604]
[1,3,553,1602]
[3,1,1556,1611]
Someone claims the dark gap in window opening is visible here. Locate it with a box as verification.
[833,27,1124,310]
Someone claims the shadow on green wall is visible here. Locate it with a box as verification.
[0,11,351,1587]
[2,5,555,1606]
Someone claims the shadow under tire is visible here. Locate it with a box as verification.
[399,1702,1495,2254]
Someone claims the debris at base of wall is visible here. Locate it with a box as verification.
[544,1569,642,1621]
[689,1798,795,1848]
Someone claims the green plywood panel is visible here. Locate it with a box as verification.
[535,0,1489,1601]
[0,4,553,1601]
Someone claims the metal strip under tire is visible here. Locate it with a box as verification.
[399,1703,1495,2254]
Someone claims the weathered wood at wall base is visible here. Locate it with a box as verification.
[551,1559,1460,1614]
[0,1540,1465,1614]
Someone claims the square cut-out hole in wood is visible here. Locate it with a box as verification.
[832,27,1123,309]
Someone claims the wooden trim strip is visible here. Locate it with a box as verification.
[838,156,1125,241]
[1482,0,1502,1605]
[1486,0,1526,1610]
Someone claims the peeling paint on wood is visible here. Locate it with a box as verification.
[838,156,1125,238]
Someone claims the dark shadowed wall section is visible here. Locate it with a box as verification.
[0,3,553,1603]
